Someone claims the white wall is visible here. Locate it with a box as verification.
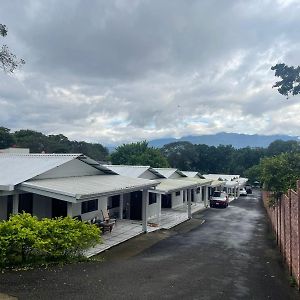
[0,196,7,220]
[147,202,158,220]
[33,159,103,180]
[171,190,184,208]
[72,196,108,221]
[193,188,202,202]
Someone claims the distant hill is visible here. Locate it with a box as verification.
[148,132,299,148]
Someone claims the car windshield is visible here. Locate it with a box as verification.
[213,191,221,197]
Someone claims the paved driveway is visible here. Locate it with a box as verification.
[0,190,299,299]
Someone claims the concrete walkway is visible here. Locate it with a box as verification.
[0,190,299,299]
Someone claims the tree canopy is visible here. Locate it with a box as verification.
[0,127,109,161]
[271,63,300,98]
[110,141,169,167]
[0,24,25,73]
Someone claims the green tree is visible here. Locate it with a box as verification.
[266,139,300,156]
[0,24,25,73]
[110,141,169,167]
[271,63,300,98]
[260,152,300,198]
[244,164,261,184]
[161,141,198,170]
[14,130,47,153]
[0,127,15,149]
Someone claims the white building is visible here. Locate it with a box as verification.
[0,154,159,233]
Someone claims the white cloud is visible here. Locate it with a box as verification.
[1,0,300,145]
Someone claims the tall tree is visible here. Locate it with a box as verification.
[0,127,15,149]
[271,63,300,98]
[0,24,25,73]
[110,141,169,167]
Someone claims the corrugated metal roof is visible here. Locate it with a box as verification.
[204,174,240,181]
[0,153,81,190]
[103,165,165,179]
[180,171,204,178]
[20,175,159,200]
[155,178,198,193]
[178,177,213,186]
[210,180,224,187]
[0,153,117,191]
[152,168,186,178]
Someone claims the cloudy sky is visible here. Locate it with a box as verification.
[1,0,300,145]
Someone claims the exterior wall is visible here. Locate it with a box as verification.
[72,196,108,221]
[193,188,202,202]
[148,202,158,220]
[171,190,184,208]
[0,196,7,220]
[263,182,300,288]
[32,194,52,218]
[34,159,103,180]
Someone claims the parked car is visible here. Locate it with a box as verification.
[239,188,247,196]
[210,191,229,208]
[245,184,252,194]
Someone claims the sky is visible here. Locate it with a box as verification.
[1,0,300,145]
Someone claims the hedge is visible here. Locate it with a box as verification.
[0,213,101,268]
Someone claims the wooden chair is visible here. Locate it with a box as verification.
[101,209,117,224]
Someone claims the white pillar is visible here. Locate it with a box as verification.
[156,193,161,221]
[142,189,148,233]
[12,194,19,214]
[119,194,124,219]
[199,186,202,204]
[188,189,192,219]
[67,202,73,217]
[205,186,209,206]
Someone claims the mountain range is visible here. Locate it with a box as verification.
[147,132,299,148]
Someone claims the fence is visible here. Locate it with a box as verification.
[262,180,300,288]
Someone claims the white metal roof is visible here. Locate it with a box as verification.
[152,168,187,178]
[203,174,240,181]
[102,164,165,179]
[0,153,116,191]
[178,177,213,186]
[19,175,159,202]
[210,180,225,187]
[180,171,204,178]
[155,178,198,193]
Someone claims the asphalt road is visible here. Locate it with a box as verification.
[0,190,299,300]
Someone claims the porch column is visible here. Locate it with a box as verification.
[188,189,192,219]
[156,193,161,221]
[199,186,202,204]
[67,202,73,217]
[119,194,124,220]
[12,194,19,215]
[205,186,209,206]
[142,189,148,233]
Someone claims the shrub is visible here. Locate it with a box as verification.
[0,213,101,268]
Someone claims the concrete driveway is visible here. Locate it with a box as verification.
[0,190,299,299]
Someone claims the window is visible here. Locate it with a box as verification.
[175,191,181,196]
[81,199,98,214]
[108,195,120,209]
[149,193,157,205]
[196,187,201,194]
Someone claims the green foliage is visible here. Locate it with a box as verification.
[260,152,300,196]
[0,127,109,161]
[0,127,15,149]
[271,63,300,98]
[0,213,101,268]
[266,140,300,156]
[111,141,169,167]
[0,23,25,73]
[244,164,261,184]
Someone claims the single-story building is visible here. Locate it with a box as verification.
[0,154,159,233]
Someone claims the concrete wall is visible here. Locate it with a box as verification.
[72,197,108,221]
[171,190,184,208]
[263,183,300,288]
[34,159,103,180]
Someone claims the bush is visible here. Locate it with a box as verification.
[0,213,101,268]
